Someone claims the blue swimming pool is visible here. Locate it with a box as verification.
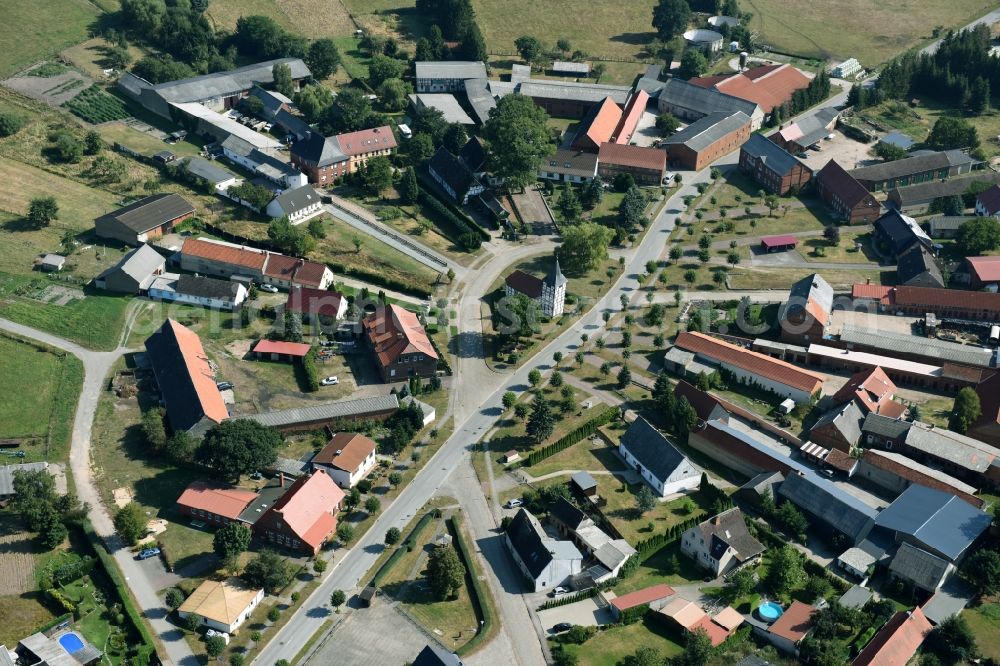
[757,601,784,622]
[58,632,84,654]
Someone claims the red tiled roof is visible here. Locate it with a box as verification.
[252,339,312,357]
[363,304,438,368]
[164,319,229,424]
[768,600,815,642]
[613,90,650,144]
[691,615,732,647]
[265,470,346,551]
[675,331,825,395]
[825,448,858,473]
[183,238,267,271]
[692,64,810,113]
[284,287,345,319]
[977,184,1000,215]
[831,367,898,414]
[313,432,377,474]
[967,255,1000,284]
[861,450,983,508]
[334,125,398,156]
[610,584,675,612]
[263,253,330,289]
[674,380,728,421]
[852,283,894,306]
[597,143,666,172]
[176,481,259,520]
[575,97,622,150]
[761,234,798,248]
[895,285,1000,313]
[852,608,932,666]
[505,270,543,298]
[817,160,873,209]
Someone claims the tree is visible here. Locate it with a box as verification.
[556,222,613,276]
[442,123,468,154]
[165,588,185,609]
[365,496,381,515]
[725,567,755,600]
[618,365,632,389]
[213,522,252,560]
[166,431,196,463]
[54,132,82,163]
[824,225,841,245]
[557,182,583,223]
[924,615,978,665]
[962,548,1000,596]
[621,646,661,666]
[306,38,341,79]
[361,156,393,195]
[726,250,741,266]
[636,486,656,514]
[230,181,276,212]
[196,420,282,482]
[307,217,327,240]
[114,502,146,546]
[777,501,809,540]
[295,83,334,123]
[677,627,712,666]
[580,177,604,209]
[330,589,346,607]
[514,35,543,63]
[368,54,404,88]
[527,394,555,442]
[377,78,409,112]
[684,269,697,284]
[272,62,294,97]
[427,545,465,600]
[388,471,403,487]
[502,391,517,410]
[618,185,647,231]
[679,49,708,79]
[205,636,226,658]
[84,130,104,155]
[655,112,680,135]
[482,93,551,191]
[326,88,374,134]
[313,558,327,575]
[36,509,68,550]
[243,550,293,594]
[385,527,402,545]
[0,111,25,137]
[956,216,1000,255]
[698,248,711,264]
[27,196,59,228]
[950,387,982,434]
[798,636,849,666]
[927,116,979,150]
[89,155,126,183]
[766,545,805,595]
[337,523,355,543]
[528,369,542,387]
[873,141,908,161]
[652,0,692,40]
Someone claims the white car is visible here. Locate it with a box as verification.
[505,499,523,509]
[549,587,569,597]
[321,376,339,386]
[258,284,279,293]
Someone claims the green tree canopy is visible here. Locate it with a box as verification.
[652,0,692,40]
[961,548,1000,597]
[326,88,376,134]
[527,393,555,442]
[196,420,282,481]
[114,502,146,546]
[243,550,293,594]
[306,38,341,79]
[950,387,982,434]
[765,545,805,595]
[924,615,978,665]
[11,469,57,532]
[926,116,980,150]
[377,78,409,112]
[557,182,583,223]
[956,216,1000,255]
[213,522,252,560]
[398,166,420,204]
[679,49,708,79]
[272,62,294,97]
[27,196,59,228]
[482,93,552,191]
[427,545,465,600]
[368,54,405,88]
[361,156,393,195]
[514,35,543,63]
[556,222,613,276]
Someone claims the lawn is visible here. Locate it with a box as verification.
[801,232,880,265]
[0,0,101,77]
[725,266,890,290]
[97,121,203,160]
[204,0,355,38]
[526,438,626,478]
[0,594,57,647]
[557,615,684,666]
[611,541,704,595]
[598,475,721,544]
[965,602,1000,660]
[744,0,993,65]
[487,383,598,460]
[860,98,1000,160]
[0,334,84,462]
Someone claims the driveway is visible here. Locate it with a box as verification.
[537,598,613,630]
[304,603,426,666]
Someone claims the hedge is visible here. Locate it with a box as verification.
[83,522,158,666]
[34,613,73,634]
[302,348,320,392]
[369,511,436,587]
[417,191,485,250]
[524,406,619,466]
[537,587,598,611]
[416,170,491,240]
[450,514,495,657]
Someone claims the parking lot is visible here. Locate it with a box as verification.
[536,597,614,631]
[796,128,877,173]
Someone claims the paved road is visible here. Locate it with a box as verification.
[252,159,720,666]
[0,315,198,666]
[921,8,1000,55]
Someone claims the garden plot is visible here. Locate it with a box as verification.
[0,523,38,595]
[2,62,92,106]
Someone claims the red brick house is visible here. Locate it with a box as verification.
[597,143,667,185]
[176,482,259,526]
[739,134,812,195]
[814,160,881,224]
[571,97,622,153]
[255,470,346,554]
[362,304,439,382]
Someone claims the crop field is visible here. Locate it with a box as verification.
[205,0,355,39]
[62,84,130,124]
[744,0,993,65]
[0,0,101,77]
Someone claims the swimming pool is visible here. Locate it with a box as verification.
[58,632,84,654]
[757,601,784,622]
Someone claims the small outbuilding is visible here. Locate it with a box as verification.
[252,339,312,362]
[359,585,378,607]
[38,254,66,272]
[760,235,797,253]
[571,471,598,497]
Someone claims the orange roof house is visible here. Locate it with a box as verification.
[674,331,825,401]
[967,255,1000,288]
[256,469,346,554]
[852,607,932,666]
[144,319,228,436]
[613,90,650,144]
[334,125,398,156]
[182,237,268,272]
[362,304,438,382]
[285,287,347,321]
[571,97,623,152]
[768,600,816,646]
[691,64,811,113]
[831,367,905,418]
[176,481,259,523]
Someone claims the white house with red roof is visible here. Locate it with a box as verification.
[311,432,378,488]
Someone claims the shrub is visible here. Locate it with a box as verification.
[250,630,262,642]
[267,607,281,622]
[301,348,320,391]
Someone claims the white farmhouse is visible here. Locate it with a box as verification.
[619,417,700,497]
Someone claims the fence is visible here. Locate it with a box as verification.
[523,405,619,466]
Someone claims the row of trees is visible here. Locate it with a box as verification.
[414,0,487,62]
[10,469,85,550]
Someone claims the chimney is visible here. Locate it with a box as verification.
[713,515,722,526]
[279,472,285,488]
[866,277,871,285]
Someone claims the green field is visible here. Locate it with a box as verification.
[0,334,84,461]
[0,0,101,76]
[860,99,1000,160]
[205,0,355,39]
[746,0,993,65]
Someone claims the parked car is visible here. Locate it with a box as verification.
[216,381,233,391]
[258,283,279,293]
[505,499,523,509]
[321,376,340,386]
[548,587,569,598]
[136,548,161,561]
[552,623,574,633]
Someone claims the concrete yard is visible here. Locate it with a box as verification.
[829,310,921,336]
[537,597,614,631]
[305,602,428,666]
[795,128,876,173]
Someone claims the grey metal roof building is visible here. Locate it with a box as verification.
[662,111,750,152]
[412,644,464,666]
[876,483,991,561]
[777,471,877,544]
[506,508,554,578]
[839,326,994,367]
[888,171,1000,211]
[619,417,692,486]
[903,421,1000,473]
[740,133,805,179]
[784,272,833,323]
[96,193,195,235]
[415,61,488,82]
[246,395,400,430]
[658,78,761,122]
[861,413,913,441]
[0,462,48,497]
[552,61,591,75]
[95,243,166,293]
[888,542,952,592]
[409,93,475,125]
[896,243,944,288]
[518,80,631,105]
[849,149,977,183]
[463,78,496,125]
[268,185,321,217]
[291,132,346,168]
[184,157,236,185]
